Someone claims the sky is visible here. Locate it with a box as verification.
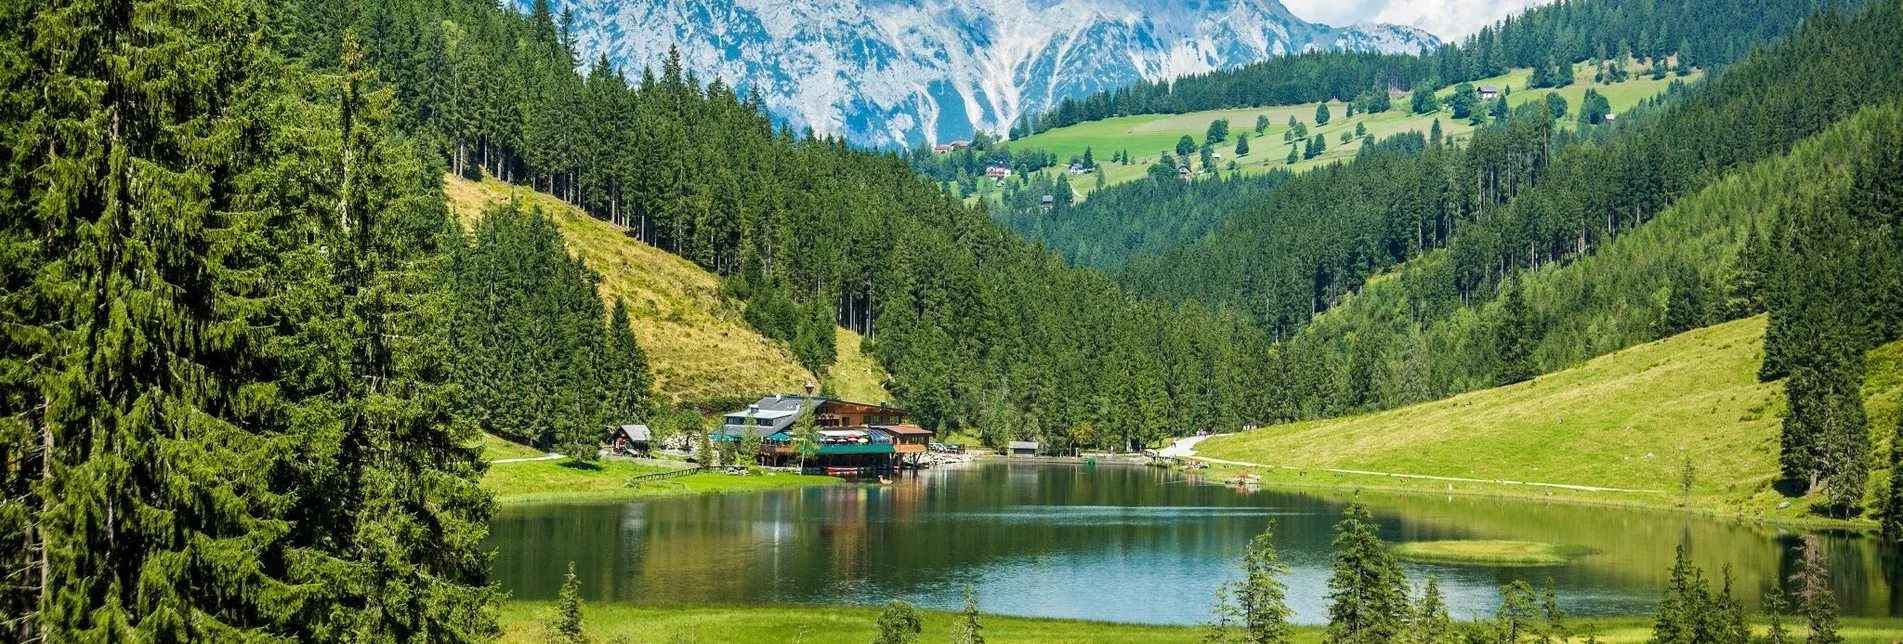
[1281,0,1554,40]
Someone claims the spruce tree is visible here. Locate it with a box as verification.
[1323,502,1409,644]
[549,561,587,644]
[1236,521,1294,644]
[1202,582,1243,644]
[1410,575,1451,644]
[1663,262,1706,336]
[1495,278,1536,385]
[289,34,502,642]
[955,585,985,644]
[21,0,314,638]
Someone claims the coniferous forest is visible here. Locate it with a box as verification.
[1013,0,1861,135]
[5,0,1903,638]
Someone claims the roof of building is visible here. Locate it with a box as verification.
[719,394,819,437]
[873,424,933,436]
[1009,441,1039,450]
[617,424,652,442]
[718,394,912,437]
[1479,85,1500,92]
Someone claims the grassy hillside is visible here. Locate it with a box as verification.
[1196,316,1903,522]
[443,175,890,404]
[1007,60,1697,197]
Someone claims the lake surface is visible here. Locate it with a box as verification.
[487,461,1903,624]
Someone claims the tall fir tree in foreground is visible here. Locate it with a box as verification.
[17,0,310,637]
[1323,502,1410,644]
[0,5,500,638]
[284,34,501,642]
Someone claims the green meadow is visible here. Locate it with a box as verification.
[496,602,1903,644]
[1005,61,1699,198]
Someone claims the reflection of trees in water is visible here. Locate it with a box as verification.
[484,463,1899,619]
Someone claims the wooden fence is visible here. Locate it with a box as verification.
[625,466,704,486]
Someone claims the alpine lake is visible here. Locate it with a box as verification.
[486,461,1903,624]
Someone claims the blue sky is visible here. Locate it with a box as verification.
[1284,0,1553,39]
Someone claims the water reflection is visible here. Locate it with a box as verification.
[486,461,1901,624]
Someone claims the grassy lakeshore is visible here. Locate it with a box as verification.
[1193,317,1903,526]
[497,602,1903,644]
[1390,540,1595,567]
[483,457,843,504]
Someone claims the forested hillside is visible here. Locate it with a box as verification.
[1116,0,1903,520]
[442,175,886,404]
[1015,0,1858,134]
[272,0,1277,452]
[1122,0,1903,359]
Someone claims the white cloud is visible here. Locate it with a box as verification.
[1283,0,1556,40]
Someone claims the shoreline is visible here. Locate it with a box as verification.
[1172,456,1878,532]
[483,456,848,506]
[496,602,1903,644]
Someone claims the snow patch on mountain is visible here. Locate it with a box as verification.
[525,0,1438,147]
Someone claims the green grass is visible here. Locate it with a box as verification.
[482,458,843,504]
[1005,61,1699,198]
[444,175,890,405]
[1195,317,1903,524]
[478,433,549,461]
[497,602,1903,644]
[1390,540,1596,567]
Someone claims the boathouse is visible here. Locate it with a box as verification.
[1009,440,1039,457]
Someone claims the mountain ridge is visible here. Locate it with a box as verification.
[526,0,1437,147]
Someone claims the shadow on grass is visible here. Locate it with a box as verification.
[558,459,605,472]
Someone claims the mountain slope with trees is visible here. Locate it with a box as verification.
[442,174,885,405]
[1013,0,1859,135]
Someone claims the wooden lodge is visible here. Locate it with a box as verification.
[716,394,929,474]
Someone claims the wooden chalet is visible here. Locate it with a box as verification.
[724,395,928,474]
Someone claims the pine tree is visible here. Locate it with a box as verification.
[549,562,587,644]
[954,585,985,644]
[1497,581,1539,644]
[1409,575,1451,644]
[292,33,502,642]
[1316,103,1331,125]
[1537,579,1568,644]
[1664,261,1707,337]
[1236,134,1251,157]
[1202,582,1243,644]
[1236,521,1294,644]
[1323,502,1409,644]
[1494,278,1536,385]
[21,0,317,638]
